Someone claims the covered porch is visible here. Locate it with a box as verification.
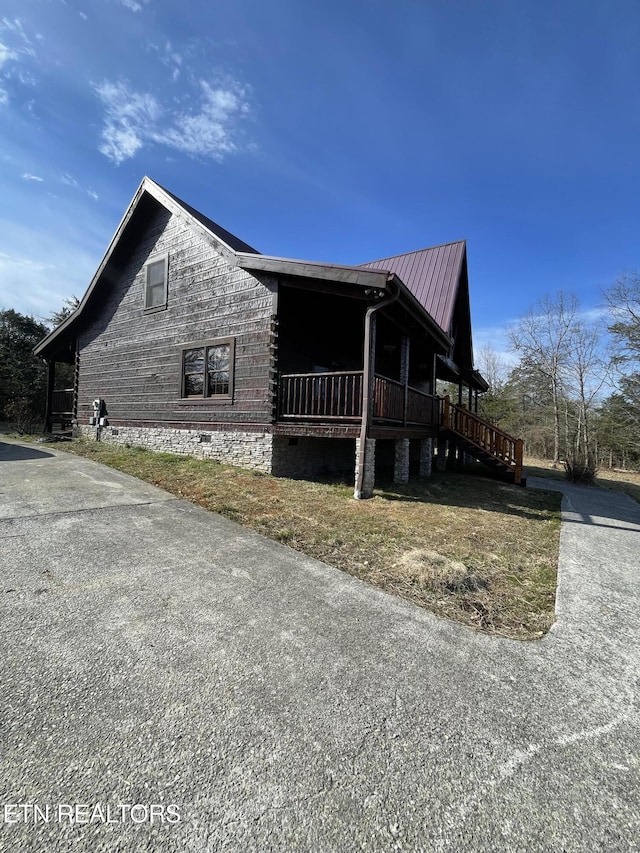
[277,370,440,429]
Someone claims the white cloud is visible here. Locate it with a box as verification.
[93,80,160,164]
[0,40,18,68]
[94,77,251,164]
[60,172,99,201]
[0,20,38,105]
[1,18,35,54]
[22,172,43,181]
[60,172,79,189]
[118,0,150,12]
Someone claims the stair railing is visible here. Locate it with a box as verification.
[441,396,524,485]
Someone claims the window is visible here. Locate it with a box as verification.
[181,339,234,399]
[144,255,168,310]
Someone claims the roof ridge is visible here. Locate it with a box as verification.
[361,239,466,267]
[150,178,260,255]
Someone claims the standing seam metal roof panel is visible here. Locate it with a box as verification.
[359,241,466,334]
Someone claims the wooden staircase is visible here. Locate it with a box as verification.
[441,396,525,486]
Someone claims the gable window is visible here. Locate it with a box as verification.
[181,338,234,399]
[144,255,168,310]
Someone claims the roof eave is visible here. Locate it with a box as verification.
[236,252,392,290]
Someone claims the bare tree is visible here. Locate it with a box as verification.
[604,272,640,425]
[508,292,578,464]
[566,319,609,456]
[476,343,508,394]
[605,271,640,364]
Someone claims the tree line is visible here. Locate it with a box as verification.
[476,274,640,474]
[0,298,78,432]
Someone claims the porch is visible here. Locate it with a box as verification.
[274,373,525,493]
[277,370,440,431]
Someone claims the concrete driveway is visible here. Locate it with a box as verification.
[0,439,638,852]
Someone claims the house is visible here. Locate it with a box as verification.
[34,177,524,497]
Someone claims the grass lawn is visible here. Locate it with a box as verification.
[53,439,562,641]
[525,456,640,503]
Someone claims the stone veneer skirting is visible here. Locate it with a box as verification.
[76,424,274,472]
[75,425,433,494]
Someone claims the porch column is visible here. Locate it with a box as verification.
[354,437,376,499]
[419,438,433,477]
[394,438,410,484]
[400,336,409,425]
[43,359,55,433]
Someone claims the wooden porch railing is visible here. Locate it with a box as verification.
[278,371,439,427]
[278,371,364,420]
[372,375,440,426]
[52,388,74,415]
[442,395,524,485]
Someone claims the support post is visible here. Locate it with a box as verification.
[514,438,524,486]
[419,438,432,478]
[393,438,410,484]
[442,395,451,429]
[400,335,409,426]
[43,359,55,433]
[354,437,376,499]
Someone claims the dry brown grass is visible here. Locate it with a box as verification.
[56,440,562,640]
[526,456,640,503]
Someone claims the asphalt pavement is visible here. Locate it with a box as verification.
[0,438,638,852]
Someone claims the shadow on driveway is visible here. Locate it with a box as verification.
[0,441,55,462]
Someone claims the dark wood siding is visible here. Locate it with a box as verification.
[77,204,276,426]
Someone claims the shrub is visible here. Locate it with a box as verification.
[6,398,45,435]
[564,453,598,484]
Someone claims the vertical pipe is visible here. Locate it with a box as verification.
[354,283,400,499]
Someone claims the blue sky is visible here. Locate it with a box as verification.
[1,0,639,359]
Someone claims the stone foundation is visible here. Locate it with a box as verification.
[77,424,274,472]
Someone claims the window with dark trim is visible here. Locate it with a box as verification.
[144,255,168,310]
[181,338,234,399]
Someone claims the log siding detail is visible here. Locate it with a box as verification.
[77,205,276,426]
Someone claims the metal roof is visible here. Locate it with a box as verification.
[359,240,466,335]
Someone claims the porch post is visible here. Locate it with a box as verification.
[400,336,409,425]
[393,438,410,484]
[355,437,376,499]
[419,438,433,477]
[43,359,55,433]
